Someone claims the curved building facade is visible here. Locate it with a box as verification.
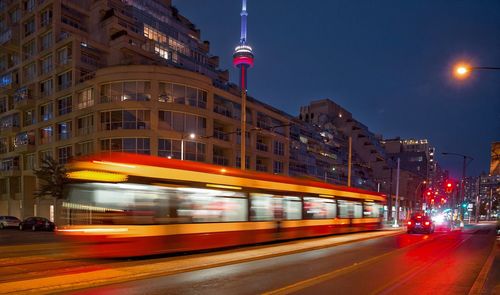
[0,0,290,221]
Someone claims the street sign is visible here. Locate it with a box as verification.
[467,208,473,212]
[467,204,473,209]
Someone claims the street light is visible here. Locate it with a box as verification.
[453,63,500,79]
[414,180,427,211]
[181,132,196,161]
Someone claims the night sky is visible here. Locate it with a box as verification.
[173,0,500,178]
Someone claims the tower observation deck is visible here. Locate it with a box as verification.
[233,0,254,91]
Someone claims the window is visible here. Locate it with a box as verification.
[273,141,285,156]
[40,149,53,161]
[24,153,36,170]
[57,71,72,90]
[24,0,35,12]
[0,98,6,113]
[40,79,53,97]
[23,62,36,82]
[160,83,207,109]
[57,146,72,164]
[57,121,71,140]
[0,137,7,153]
[77,88,93,109]
[337,200,363,218]
[40,9,52,27]
[39,126,53,144]
[158,138,205,161]
[304,197,336,219]
[24,18,35,36]
[100,138,150,154]
[77,114,93,136]
[158,110,206,135]
[10,9,21,24]
[273,161,283,174]
[100,81,151,103]
[175,188,247,223]
[154,44,169,60]
[250,194,297,221]
[57,47,71,65]
[100,110,150,130]
[40,55,53,74]
[364,202,383,218]
[57,96,72,115]
[76,141,93,156]
[40,31,53,51]
[24,109,35,126]
[22,40,36,60]
[40,103,53,121]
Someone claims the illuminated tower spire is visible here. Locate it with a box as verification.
[233,0,254,170]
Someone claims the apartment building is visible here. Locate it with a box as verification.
[0,0,290,220]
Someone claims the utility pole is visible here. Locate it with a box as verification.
[393,157,400,227]
[347,136,352,187]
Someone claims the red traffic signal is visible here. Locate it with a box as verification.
[445,180,453,193]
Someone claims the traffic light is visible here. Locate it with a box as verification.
[461,202,467,208]
[445,180,453,194]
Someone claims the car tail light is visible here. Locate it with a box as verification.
[407,221,412,225]
[425,221,430,226]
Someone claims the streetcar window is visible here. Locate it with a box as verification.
[283,196,302,220]
[338,200,363,218]
[303,197,336,219]
[250,193,275,221]
[64,183,247,225]
[176,188,247,222]
[364,202,383,218]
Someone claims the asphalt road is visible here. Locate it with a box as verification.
[66,224,497,295]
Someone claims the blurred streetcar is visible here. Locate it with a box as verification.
[57,153,385,257]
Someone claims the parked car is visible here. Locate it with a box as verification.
[19,217,55,231]
[0,216,21,229]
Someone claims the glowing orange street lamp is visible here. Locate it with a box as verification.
[453,63,500,79]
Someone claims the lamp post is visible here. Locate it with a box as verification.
[414,180,427,211]
[453,63,500,79]
[181,132,196,161]
[442,152,473,223]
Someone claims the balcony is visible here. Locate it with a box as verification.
[13,87,35,110]
[14,143,36,153]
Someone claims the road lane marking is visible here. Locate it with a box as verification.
[468,236,497,295]
[262,234,441,295]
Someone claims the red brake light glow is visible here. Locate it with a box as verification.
[417,216,422,219]
[425,221,430,226]
[407,221,412,225]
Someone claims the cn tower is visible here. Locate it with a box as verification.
[233,0,254,170]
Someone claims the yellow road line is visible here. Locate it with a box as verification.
[468,238,497,295]
[262,234,437,295]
